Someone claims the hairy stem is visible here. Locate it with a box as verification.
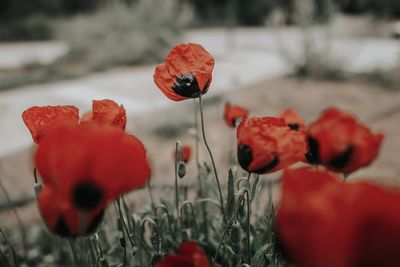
[193,99,209,240]
[198,95,226,221]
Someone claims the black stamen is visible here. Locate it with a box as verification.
[171,73,209,98]
[288,123,299,131]
[72,182,103,211]
[306,136,320,164]
[328,145,354,169]
[238,144,253,171]
[54,217,71,237]
[253,156,280,174]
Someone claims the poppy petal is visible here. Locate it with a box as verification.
[91,99,127,130]
[22,106,79,143]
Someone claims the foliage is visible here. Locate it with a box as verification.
[336,0,400,18]
[58,0,191,71]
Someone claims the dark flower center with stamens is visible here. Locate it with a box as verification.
[53,210,104,237]
[288,123,299,131]
[306,136,320,164]
[72,182,103,211]
[171,73,209,98]
[238,144,280,174]
[328,145,354,169]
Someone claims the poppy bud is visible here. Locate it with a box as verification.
[178,162,187,179]
[119,237,126,248]
[230,220,242,244]
[34,183,43,197]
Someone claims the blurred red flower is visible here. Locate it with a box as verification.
[173,145,191,163]
[237,117,307,174]
[278,108,305,132]
[22,106,79,144]
[154,43,215,101]
[277,167,400,267]
[23,100,127,143]
[224,102,249,128]
[38,186,104,237]
[306,107,383,173]
[156,241,211,267]
[35,123,151,213]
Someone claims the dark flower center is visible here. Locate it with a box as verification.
[171,73,209,98]
[72,181,103,211]
[306,136,320,164]
[328,145,354,169]
[238,144,280,174]
[53,209,104,237]
[288,123,299,131]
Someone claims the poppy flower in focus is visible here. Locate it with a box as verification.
[154,43,215,101]
[22,106,79,144]
[277,167,400,267]
[278,109,305,132]
[38,187,104,237]
[156,241,211,267]
[23,99,126,143]
[237,117,307,174]
[35,123,151,212]
[224,102,249,128]
[306,107,384,173]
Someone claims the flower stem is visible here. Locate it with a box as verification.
[0,225,17,267]
[174,142,181,233]
[193,99,209,240]
[213,216,236,264]
[0,174,27,259]
[68,239,81,267]
[198,95,226,221]
[243,189,251,265]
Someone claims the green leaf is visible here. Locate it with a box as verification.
[250,175,261,202]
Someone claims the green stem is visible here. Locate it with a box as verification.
[0,225,17,267]
[0,176,27,259]
[243,189,251,265]
[68,239,81,267]
[213,216,236,264]
[198,95,226,221]
[174,142,181,234]
[116,197,135,248]
[193,99,209,241]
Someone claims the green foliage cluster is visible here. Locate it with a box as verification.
[336,0,400,18]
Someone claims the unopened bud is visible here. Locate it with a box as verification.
[230,221,242,244]
[178,162,186,179]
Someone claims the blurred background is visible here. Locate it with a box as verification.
[1,0,400,228]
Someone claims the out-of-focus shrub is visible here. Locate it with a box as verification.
[58,0,192,71]
[0,15,53,41]
[0,0,104,41]
[190,0,274,26]
[336,0,400,18]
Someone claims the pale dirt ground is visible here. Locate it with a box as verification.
[1,77,400,228]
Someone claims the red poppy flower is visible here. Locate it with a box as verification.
[154,43,215,101]
[35,123,151,211]
[236,117,307,174]
[224,102,249,128]
[156,241,211,267]
[182,146,191,163]
[22,106,79,144]
[277,167,400,267]
[90,99,126,130]
[306,107,384,173]
[278,108,305,132]
[23,100,127,143]
[38,186,104,237]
